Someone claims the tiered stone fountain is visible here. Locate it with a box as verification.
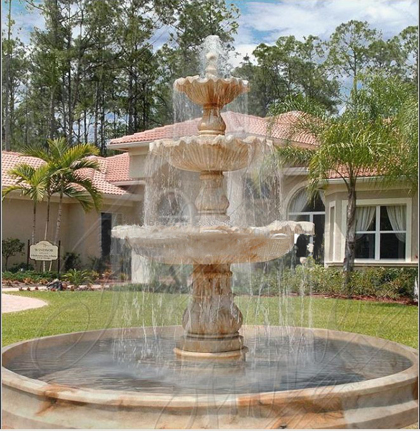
[2,36,418,430]
[112,44,313,360]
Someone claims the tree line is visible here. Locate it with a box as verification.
[2,0,239,154]
[235,20,417,117]
[2,1,418,155]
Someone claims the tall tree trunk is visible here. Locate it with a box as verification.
[94,82,99,146]
[54,188,64,246]
[77,117,81,143]
[128,69,134,133]
[83,108,88,143]
[43,196,51,272]
[32,200,37,245]
[44,196,51,241]
[3,0,13,151]
[343,180,357,292]
[49,90,56,139]
[24,88,29,146]
[67,26,73,145]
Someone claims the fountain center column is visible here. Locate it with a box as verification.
[175,264,246,358]
[195,171,229,224]
[199,104,226,136]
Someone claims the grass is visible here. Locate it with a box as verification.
[2,291,418,348]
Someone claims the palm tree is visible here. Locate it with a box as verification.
[271,83,400,288]
[356,74,418,194]
[2,164,49,245]
[23,138,103,245]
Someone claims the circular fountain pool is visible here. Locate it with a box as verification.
[2,326,418,429]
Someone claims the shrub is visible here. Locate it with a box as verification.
[63,252,81,271]
[2,238,25,270]
[62,269,96,287]
[88,255,110,274]
[2,270,58,284]
[232,261,417,300]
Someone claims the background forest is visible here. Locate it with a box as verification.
[2,0,418,155]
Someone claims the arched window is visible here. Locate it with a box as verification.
[288,188,325,263]
[157,191,193,225]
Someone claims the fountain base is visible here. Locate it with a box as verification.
[175,333,248,359]
[2,326,418,429]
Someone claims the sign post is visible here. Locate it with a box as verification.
[30,241,59,262]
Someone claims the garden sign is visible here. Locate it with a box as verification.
[30,241,58,261]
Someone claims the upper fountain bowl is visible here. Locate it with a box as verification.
[150,134,269,172]
[174,76,249,107]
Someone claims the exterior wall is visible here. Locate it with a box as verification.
[2,193,140,270]
[2,196,70,269]
[324,181,418,268]
[64,204,100,264]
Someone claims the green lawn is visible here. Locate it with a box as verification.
[2,291,418,348]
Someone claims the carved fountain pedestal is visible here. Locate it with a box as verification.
[175,263,246,358]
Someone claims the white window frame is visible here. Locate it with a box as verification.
[341,198,412,263]
[326,201,336,262]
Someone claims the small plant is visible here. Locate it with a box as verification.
[88,255,110,274]
[63,269,94,288]
[119,273,129,282]
[2,238,25,270]
[63,252,82,272]
[10,262,34,273]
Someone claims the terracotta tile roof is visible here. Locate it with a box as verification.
[328,166,379,179]
[1,151,130,196]
[105,152,130,182]
[2,152,45,187]
[109,111,318,147]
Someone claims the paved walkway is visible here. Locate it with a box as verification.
[2,294,48,313]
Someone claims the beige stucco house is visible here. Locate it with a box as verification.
[2,151,143,271]
[2,111,418,275]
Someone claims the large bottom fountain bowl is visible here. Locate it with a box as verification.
[2,325,418,429]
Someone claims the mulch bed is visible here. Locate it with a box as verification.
[308,293,417,305]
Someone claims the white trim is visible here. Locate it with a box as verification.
[340,197,412,262]
[289,211,325,216]
[111,180,146,186]
[284,181,309,215]
[340,200,347,262]
[282,167,309,176]
[328,201,336,262]
[325,176,410,185]
[108,141,150,151]
[325,177,380,184]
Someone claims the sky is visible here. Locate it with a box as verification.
[2,0,419,67]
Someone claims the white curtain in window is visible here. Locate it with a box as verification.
[386,205,406,242]
[355,206,375,239]
[289,188,309,213]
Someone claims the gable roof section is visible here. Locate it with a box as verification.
[109,111,318,148]
[1,151,131,196]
